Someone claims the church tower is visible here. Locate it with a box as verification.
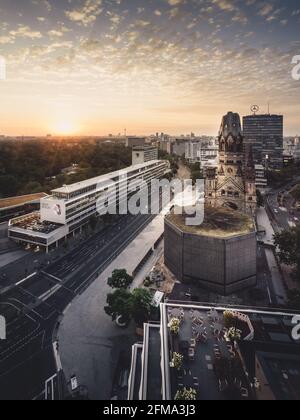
[205,111,256,214]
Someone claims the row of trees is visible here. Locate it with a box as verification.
[0,139,132,197]
[267,163,300,188]
[158,150,179,177]
[274,226,300,309]
[104,269,154,327]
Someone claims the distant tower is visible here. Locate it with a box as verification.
[205,112,256,214]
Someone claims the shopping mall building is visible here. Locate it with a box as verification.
[8,160,169,252]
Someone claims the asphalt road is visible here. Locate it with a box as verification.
[0,210,158,400]
[266,177,300,231]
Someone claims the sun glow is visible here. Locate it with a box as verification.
[53,121,78,135]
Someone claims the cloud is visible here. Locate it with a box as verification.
[65,0,103,26]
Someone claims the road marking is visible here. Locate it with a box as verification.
[41,271,62,283]
[39,284,61,301]
[15,272,37,287]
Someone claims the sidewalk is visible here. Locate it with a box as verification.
[256,207,275,246]
[58,213,166,400]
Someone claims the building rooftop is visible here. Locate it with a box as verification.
[9,212,62,234]
[130,303,300,401]
[51,160,165,195]
[0,193,47,210]
[166,206,255,238]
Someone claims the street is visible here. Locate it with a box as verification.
[0,211,158,400]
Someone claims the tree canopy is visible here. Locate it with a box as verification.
[286,289,300,310]
[104,287,153,326]
[274,226,300,279]
[0,139,132,198]
[104,289,132,322]
[107,269,133,289]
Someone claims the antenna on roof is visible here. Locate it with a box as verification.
[268,102,270,115]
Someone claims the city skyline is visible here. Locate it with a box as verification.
[0,0,300,136]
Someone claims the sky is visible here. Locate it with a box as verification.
[0,0,299,136]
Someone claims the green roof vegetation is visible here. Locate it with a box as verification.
[166,206,255,238]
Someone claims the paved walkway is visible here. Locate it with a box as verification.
[264,248,287,305]
[256,207,287,305]
[58,213,166,400]
[256,207,275,246]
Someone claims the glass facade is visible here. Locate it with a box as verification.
[243,114,283,168]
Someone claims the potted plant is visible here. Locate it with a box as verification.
[224,327,242,344]
[175,387,197,401]
[170,352,184,371]
[223,311,236,329]
[168,318,180,335]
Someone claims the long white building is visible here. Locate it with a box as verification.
[8,160,169,252]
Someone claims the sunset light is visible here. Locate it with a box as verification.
[0,0,300,404]
[52,121,78,136]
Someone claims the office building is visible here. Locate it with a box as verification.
[185,141,218,165]
[126,136,146,148]
[185,141,201,163]
[171,139,187,157]
[255,164,268,191]
[128,302,300,400]
[243,114,283,168]
[8,160,169,252]
[132,145,158,165]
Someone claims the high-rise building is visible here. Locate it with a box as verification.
[126,136,146,148]
[243,114,283,168]
[185,141,201,163]
[132,145,158,165]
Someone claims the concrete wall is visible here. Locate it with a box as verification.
[164,220,184,281]
[164,218,257,295]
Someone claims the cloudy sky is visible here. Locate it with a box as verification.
[0,0,299,136]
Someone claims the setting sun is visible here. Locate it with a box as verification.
[52,121,77,136]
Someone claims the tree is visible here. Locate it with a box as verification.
[104,289,132,322]
[130,288,153,327]
[107,269,133,289]
[274,226,300,279]
[105,287,153,327]
[0,175,18,197]
[23,181,43,194]
[286,289,300,310]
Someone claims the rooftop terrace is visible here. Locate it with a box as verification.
[9,212,62,234]
[160,303,300,401]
